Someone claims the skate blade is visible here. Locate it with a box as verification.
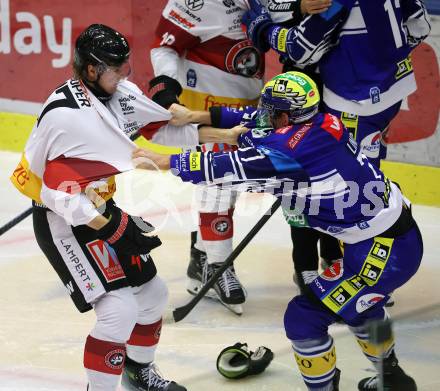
[220,302,243,315]
[186,278,217,299]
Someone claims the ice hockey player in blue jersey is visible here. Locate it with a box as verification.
[242,0,431,167]
[134,72,423,390]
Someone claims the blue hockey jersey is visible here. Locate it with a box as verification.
[265,0,431,115]
[170,112,404,243]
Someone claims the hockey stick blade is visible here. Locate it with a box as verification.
[0,206,33,236]
[172,197,282,322]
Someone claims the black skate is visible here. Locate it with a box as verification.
[187,251,246,315]
[358,353,417,391]
[122,357,186,391]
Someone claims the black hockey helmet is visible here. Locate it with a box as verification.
[74,24,130,73]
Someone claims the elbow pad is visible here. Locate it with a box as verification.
[148,75,183,109]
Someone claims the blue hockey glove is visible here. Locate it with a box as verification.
[241,0,273,53]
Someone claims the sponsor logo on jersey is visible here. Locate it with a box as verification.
[187,69,197,87]
[396,57,413,80]
[321,259,344,281]
[223,0,235,7]
[277,28,288,53]
[347,275,367,292]
[168,9,195,30]
[267,0,297,12]
[189,152,201,171]
[369,86,381,104]
[185,0,204,11]
[118,95,135,115]
[86,239,125,283]
[360,262,382,285]
[360,131,381,159]
[356,293,385,313]
[225,39,264,79]
[327,226,345,234]
[314,279,326,293]
[275,126,291,134]
[287,124,311,149]
[175,2,202,22]
[251,127,272,138]
[357,221,370,230]
[370,241,391,261]
[60,239,95,285]
[327,285,353,309]
[105,349,126,370]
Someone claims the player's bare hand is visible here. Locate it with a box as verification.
[132,148,171,170]
[230,125,249,145]
[301,0,332,14]
[168,103,193,126]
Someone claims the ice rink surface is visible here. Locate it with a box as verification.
[1,150,439,391]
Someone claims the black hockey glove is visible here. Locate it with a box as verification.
[216,342,273,379]
[148,75,183,109]
[97,208,162,286]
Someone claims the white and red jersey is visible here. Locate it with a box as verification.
[151,0,267,111]
[10,79,198,226]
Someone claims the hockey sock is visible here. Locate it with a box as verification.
[291,335,337,390]
[350,324,395,364]
[199,209,234,264]
[126,319,162,364]
[83,335,126,391]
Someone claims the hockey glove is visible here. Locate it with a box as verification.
[216,342,273,379]
[97,208,162,286]
[148,75,183,109]
[241,0,273,53]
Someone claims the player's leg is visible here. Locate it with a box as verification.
[323,102,402,168]
[308,217,423,390]
[33,206,132,390]
[122,276,186,391]
[187,185,245,314]
[284,295,341,390]
[289,226,320,293]
[318,232,343,270]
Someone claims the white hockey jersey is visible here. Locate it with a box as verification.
[150,0,294,111]
[10,79,197,226]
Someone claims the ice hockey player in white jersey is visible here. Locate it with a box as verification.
[149,0,331,315]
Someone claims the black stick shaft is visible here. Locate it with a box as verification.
[172,198,282,322]
[0,206,33,236]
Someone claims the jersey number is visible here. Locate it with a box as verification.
[37,84,79,126]
[160,32,176,46]
[384,0,403,48]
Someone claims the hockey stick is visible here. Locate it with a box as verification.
[0,206,33,236]
[172,197,282,323]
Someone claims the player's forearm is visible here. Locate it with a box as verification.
[198,126,238,145]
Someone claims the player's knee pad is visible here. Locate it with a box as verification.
[284,295,335,341]
[135,276,169,324]
[92,287,138,343]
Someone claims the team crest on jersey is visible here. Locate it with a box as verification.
[211,217,232,237]
[185,0,204,11]
[267,0,298,12]
[225,40,264,79]
[105,349,125,370]
[86,239,125,283]
[321,259,344,281]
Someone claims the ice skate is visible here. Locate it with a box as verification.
[187,249,246,315]
[122,357,186,391]
[358,353,417,391]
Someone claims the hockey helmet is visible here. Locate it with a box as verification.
[74,24,130,73]
[259,71,320,124]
